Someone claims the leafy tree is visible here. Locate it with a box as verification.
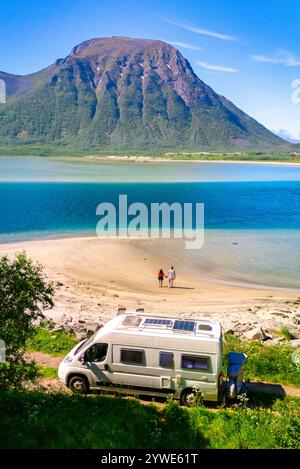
[0,252,54,389]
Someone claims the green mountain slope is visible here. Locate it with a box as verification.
[0,37,288,151]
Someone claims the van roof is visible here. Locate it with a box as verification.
[96,312,222,342]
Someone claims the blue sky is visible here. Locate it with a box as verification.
[1,0,300,140]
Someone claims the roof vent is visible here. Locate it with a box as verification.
[121,315,142,327]
[198,324,213,331]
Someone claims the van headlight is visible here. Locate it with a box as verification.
[64,356,73,363]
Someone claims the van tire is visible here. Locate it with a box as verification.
[180,389,197,407]
[68,375,90,393]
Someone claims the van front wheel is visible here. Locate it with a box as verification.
[181,389,197,407]
[68,375,89,393]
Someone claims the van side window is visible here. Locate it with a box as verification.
[159,352,173,368]
[85,343,108,363]
[120,349,145,366]
[181,355,209,371]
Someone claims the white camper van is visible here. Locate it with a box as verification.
[58,311,224,404]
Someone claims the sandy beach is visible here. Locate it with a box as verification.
[81,156,300,166]
[1,236,300,338]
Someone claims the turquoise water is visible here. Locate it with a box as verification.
[1,156,300,182]
[0,157,299,288]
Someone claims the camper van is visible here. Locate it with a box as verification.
[58,311,227,405]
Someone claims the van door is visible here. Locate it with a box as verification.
[83,342,113,385]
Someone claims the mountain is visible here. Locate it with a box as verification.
[0,37,288,151]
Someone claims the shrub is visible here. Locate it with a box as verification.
[0,253,54,390]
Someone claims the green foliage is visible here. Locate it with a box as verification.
[0,41,289,151]
[188,398,300,449]
[0,253,54,389]
[37,366,58,379]
[0,391,299,448]
[26,327,77,356]
[224,333,300,385]
[280,327,295,340]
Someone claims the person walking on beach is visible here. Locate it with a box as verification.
[168,266,176,288]
[157,268,166,287]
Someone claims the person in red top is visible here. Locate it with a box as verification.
[157,268,166,287]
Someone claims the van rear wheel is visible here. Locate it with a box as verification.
[181,389,197,407]
[68,375,89,393]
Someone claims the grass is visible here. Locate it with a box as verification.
[37,366,58,379]
[26,328,300,386]
[224,333,300,386]
[280,327,296,340]
[0,390,299,448]
[26,327,77,357]
[0,146,300,162]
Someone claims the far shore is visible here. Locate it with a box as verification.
[1,153,300,166]
[1,236,299,337]
[81,155,300,166]
[80,155,300,166]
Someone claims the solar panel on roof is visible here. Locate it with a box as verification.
[173,320,196,332]
[144,318,172,327]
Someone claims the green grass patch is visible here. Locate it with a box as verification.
[0,146,299,162]
[0,391,299,448]
[279,327,295,340]
[26,327,77,356]
[224,333,300,385]
[37,366,58,379]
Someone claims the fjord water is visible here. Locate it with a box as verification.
[0,157,299,289]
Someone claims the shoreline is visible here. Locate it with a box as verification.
[1,154,300,166]
[1,232,299,293]
[81,156,300,166]
[1,235,300,339]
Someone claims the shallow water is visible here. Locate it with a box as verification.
[0,157,299,289]
[1,156,300,182]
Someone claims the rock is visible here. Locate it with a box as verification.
[243,327,270,341]
[75,331,87,341]
[271,312,289,318]
[56,281,64,287]
[84,322,100,334]
[63,324,74,334]
[290,339,300,348]
[52,325,64,332]
[224,329,235,336]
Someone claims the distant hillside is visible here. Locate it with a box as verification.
[0,37,290,151]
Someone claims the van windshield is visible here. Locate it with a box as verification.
[74,331,99,356]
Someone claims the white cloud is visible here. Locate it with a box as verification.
[166,41,202,51]
[273,129,300,143]
[196,60,238,72]
[162,18,238,41]
[251,49,300,67]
